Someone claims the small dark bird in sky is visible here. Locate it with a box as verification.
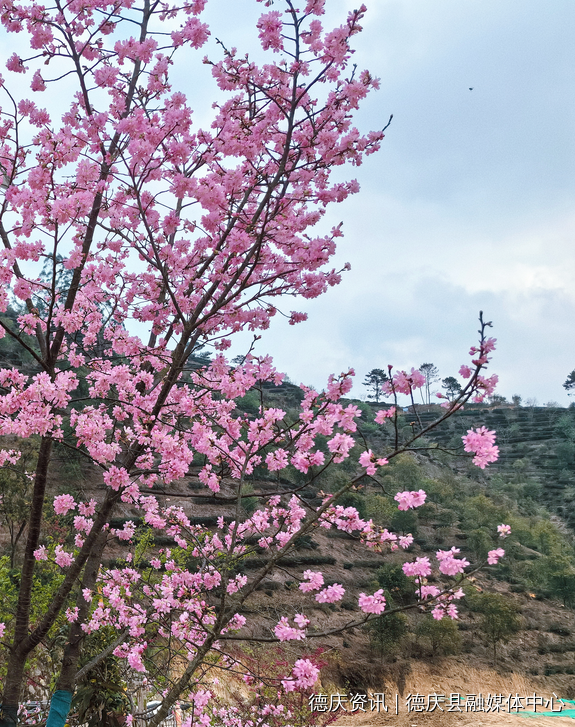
[469,87,474,90]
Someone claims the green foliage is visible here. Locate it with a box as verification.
[555,413,575,439]
[236,389,261,416]
[362,369,389,403]
[374,563,413,605]
[467,592,521,662]
[72,630,130,727]
[441,376,462,401]
[0,307,41,374]
[549,570,575,607]
[366,612,408,657]
[0,554,75,692]
[416,616,462,656]
[460,494,507,531]
[364,494,396,526]
[381,453,424,491]
[336,491,367,519]
[468,528,494,561]
[555,441,575,469]
[0,437,40,567]
[563,370,575,394]
[390,508,418,536]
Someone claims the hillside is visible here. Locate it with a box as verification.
[4,382,575,716]
[95,388,575,703]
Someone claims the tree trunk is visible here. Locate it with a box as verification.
[40,531,109,727]
[1,437,53,722]
[54,531,108,693]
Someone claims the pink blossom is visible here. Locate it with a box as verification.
[294,613,310,628]
[359,449,388,475]
[34,546,47,561]
[292,659,319,689]
[389,368,425,395]
[126,645,146,672]
[103,466,131,491]
[394,489,426,511]
[53,494,76,516]
[79,499,97,516]
[66,607,79,622]
[398,535,414,549]
[299,570,324,592]
[375,407,395,423]
[462,427,499,469]
[31,70,46,92]
[419,585,440,600]
[432,605,445,620]
[358,589,386,614]
[257,11,284,51]
[226,574,247,594]
[6,53,26,73]
[327,432,355,462]
[54,546,74,568]
[402,557,432,578]
[315,583,345,603]
[274,617,306,642]
[436,547,469,576]
[0,450,21,467]
[487,548,505,565]
[497,524,511,538]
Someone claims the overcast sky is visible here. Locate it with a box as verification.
[1,0,574,405]
[215,0,575,406]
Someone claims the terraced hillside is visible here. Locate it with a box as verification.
[412,405,575,527]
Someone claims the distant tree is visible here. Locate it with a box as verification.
[441,376,462,401]
[564,370,575,394]
[511,394,522,407]
[366,612,408,659]
[549,567,575,608]
[419,363,440,405]
[468,528,493,561]
[469,592,521,664]
[363,368,389,403]
[488,394,508,406]
[416,615,462,657]
[374,563,413,605]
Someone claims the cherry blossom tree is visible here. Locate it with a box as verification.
[0,0,504,723]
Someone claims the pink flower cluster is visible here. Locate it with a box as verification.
[315,583,345,603]
[487,548,505,565]
[358,589,386,614]
[402,557,431,578]
[359,449,388,475]
[462,427,499,469]
[436,547,469,576]
[299,570,324,592]
[53,493,76,516]
[394,489,426,511]
[384,368,425,396]
[282,659,320,692]
[274,617,307,642]
[374,407,395,423]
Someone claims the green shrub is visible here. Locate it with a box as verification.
[374,563,413,605]
[467,592,521,663]
[366,612,408,657]
[416,616,462,656]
